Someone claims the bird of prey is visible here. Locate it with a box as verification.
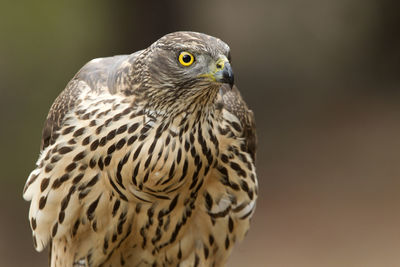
[23,31,257,267]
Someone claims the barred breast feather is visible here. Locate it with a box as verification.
[23,31,257,267]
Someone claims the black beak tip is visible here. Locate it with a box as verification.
[222,64,234,89]
[225,72,234,89]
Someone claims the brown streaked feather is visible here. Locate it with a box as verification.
[41,54,140,151]
[25,31,258,267]
[219,84,257,161]
[41,78,82,151]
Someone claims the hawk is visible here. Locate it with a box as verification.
[23,31,257,267]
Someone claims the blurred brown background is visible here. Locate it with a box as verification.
[1,0,400,266]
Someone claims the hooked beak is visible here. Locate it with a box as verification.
[214,61,234,89]
[198,58,235,89]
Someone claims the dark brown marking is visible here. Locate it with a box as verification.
[105,118,113,127]
[68,138,76,145]
[117,212,127,235]
[91,220,97,232]
[204,192,213,211]
[65,162,77,172]
[177,245,182,259]
[194,254,200,267]
[52,173,69,189]
[133,143,144,161]
[50,155,61,163]
[122,107,132,115]
[98,157,104,170]
[128,123,139,134]
[248,189,254,200]
[82,136,91,145]
[144,156,152,169]
[86,174,100,188]
[44,164,53,173]
[143,171,150,183]
[103,236,109,253]
[72,219,80,237]
[169,222,182,243]
[177,159,188,182]
[184,140,190,151]
[117,124,128,135]
[73,151,86,161]
[52,223,58,237]
[203,244,209,259]
[58,146,73,155]
[108,174,128,201]
[107,144,116,154]
[228,216,234,232]
[99,136,107,147]
[176,148,182,164]
[221,154,229,163]
[112,199,121,217]
[90,139,99,151]
[168,195,179,213]
[96,125,104,135]
[148,139,157,155]
[231,121,242,132]
[165,135,171,146]
[240,180,250,192]
[61,185,76,210]
[232,202,247,213]
[87,194,101,220]
[79,190,89,199]
[112,233,117,242]
[104,155,111,166]
[73,127,85,137]
[31,217,37,230]
[230,161,246,177]
[81,113,90,120]
[168,162,175,180]
[120,254,125,265]
[62,126,75,135]
[208,206,231,218]
[113,113,122,121]
[79,164,88,171]
[116,138,126,150]
[127,135,137,145]
[40,178,50,192]
[250,173,256,183]
[218,126,229,136]
[135,203,142,213]
[44,151,51,161]
[89,158,96,168]
[58,211,65,223]
[107,129,116,140]
[240,209,253,220]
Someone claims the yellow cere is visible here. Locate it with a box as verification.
[215,58,225,71]
[178,51,194,66]
[197,57,228,81]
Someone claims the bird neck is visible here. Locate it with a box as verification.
[138,85,220,121]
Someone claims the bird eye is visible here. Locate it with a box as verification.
[178,51,194,66]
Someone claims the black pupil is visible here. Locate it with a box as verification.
[182,54,191,63]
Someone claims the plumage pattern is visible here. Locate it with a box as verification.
[23,31,257,267]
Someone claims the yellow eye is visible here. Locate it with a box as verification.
[178,51,194,66]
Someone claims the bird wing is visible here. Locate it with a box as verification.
[23,54,141,257]
[41,54,134,151]
[218,84,257,161]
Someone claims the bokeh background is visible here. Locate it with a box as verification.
[1,0,400,266]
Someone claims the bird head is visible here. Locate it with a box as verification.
[136,31,234,114]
